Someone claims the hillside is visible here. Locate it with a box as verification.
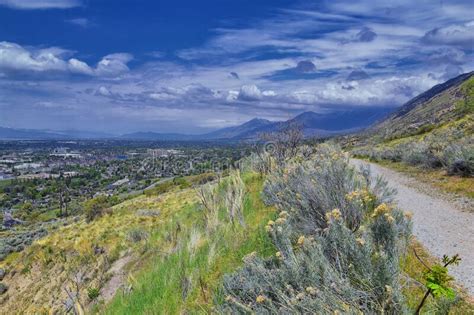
[349,72,473,196]
[1,145,472,314]
[370,71,474,141]
[0,172,276,313]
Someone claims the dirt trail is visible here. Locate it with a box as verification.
[351,159,474,295]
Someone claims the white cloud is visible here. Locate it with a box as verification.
[0,41,133,77]
[238,85,262,101]
[68,58,94,75]
[0,0,81,9]
[423,21,474,49]
[96,53,133,76]
[1,0,473,133]
[97,86,111,96]
[0,41,68,72]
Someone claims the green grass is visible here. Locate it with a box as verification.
[0,178,13,188]
[101,172,276,314]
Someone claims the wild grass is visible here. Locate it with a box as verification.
[0,185,196,313]
[353,113,474,179]
[101,171,276,314]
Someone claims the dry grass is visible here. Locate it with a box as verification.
[376,160,474,200]
[0,187,197,313]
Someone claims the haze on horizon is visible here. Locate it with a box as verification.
[0,0,473,134]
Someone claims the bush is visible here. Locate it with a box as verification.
[83,196,112,222]
[443,142,474,177]
[218,145,412,314]
[263,144,394,234]
[219,207,411,314]
[126,228,149,243]
[87,287,100,301]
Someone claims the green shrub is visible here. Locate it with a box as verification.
[455,77,474,115]
[263,144,394,234]
[126,228,149,243]
[443,141,474,177]
[87,287,100,301]
[219,146,412,314]
[219,206,411,314]
[83,196,111,222]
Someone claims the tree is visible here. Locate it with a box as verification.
[83,195,110,222]
[256,121,304,170]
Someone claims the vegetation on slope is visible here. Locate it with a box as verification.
[1,139,472,314]
[349,76,474,200]
[102,171,276,314]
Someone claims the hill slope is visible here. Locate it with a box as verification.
[371,71,474,141]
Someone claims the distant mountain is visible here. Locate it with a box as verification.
[0,127,68,140]
[372,71,474,140]
[1,107,395,141]
[201,118,273,139]
[288,108,392,134]
[119,132,199,141]
[119,119,274,141]
[53,130,115,139]
[0,127,114,140]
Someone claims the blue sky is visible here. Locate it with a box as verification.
[0,0,473,134]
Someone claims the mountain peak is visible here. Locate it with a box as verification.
[242,117,272,126]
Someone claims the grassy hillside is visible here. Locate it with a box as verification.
[102,172,276,314]
[371,72,474,142]
[1,144,472,314]
[348,75,473,197]
[0,171,276,313]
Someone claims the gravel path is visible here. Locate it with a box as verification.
[351,159,474,295]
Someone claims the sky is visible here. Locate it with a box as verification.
[0,0,473,134]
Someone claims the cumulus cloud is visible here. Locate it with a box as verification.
[422,21,474,49]
[68,58,94,75]
[97,86,112,96]
[2,0,473,133]
[0,0,81,9]
[95,53,133,76]
[0,42,133,77]
[238,85,262,101]
[0,41,70,72]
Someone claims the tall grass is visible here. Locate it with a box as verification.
[102,172,276,314]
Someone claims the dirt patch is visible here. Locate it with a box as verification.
[100,255,133,302]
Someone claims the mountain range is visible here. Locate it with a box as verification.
[1,71,473,141]
[0,107,393,141]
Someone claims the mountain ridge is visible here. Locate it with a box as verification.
[371,71,474,140]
